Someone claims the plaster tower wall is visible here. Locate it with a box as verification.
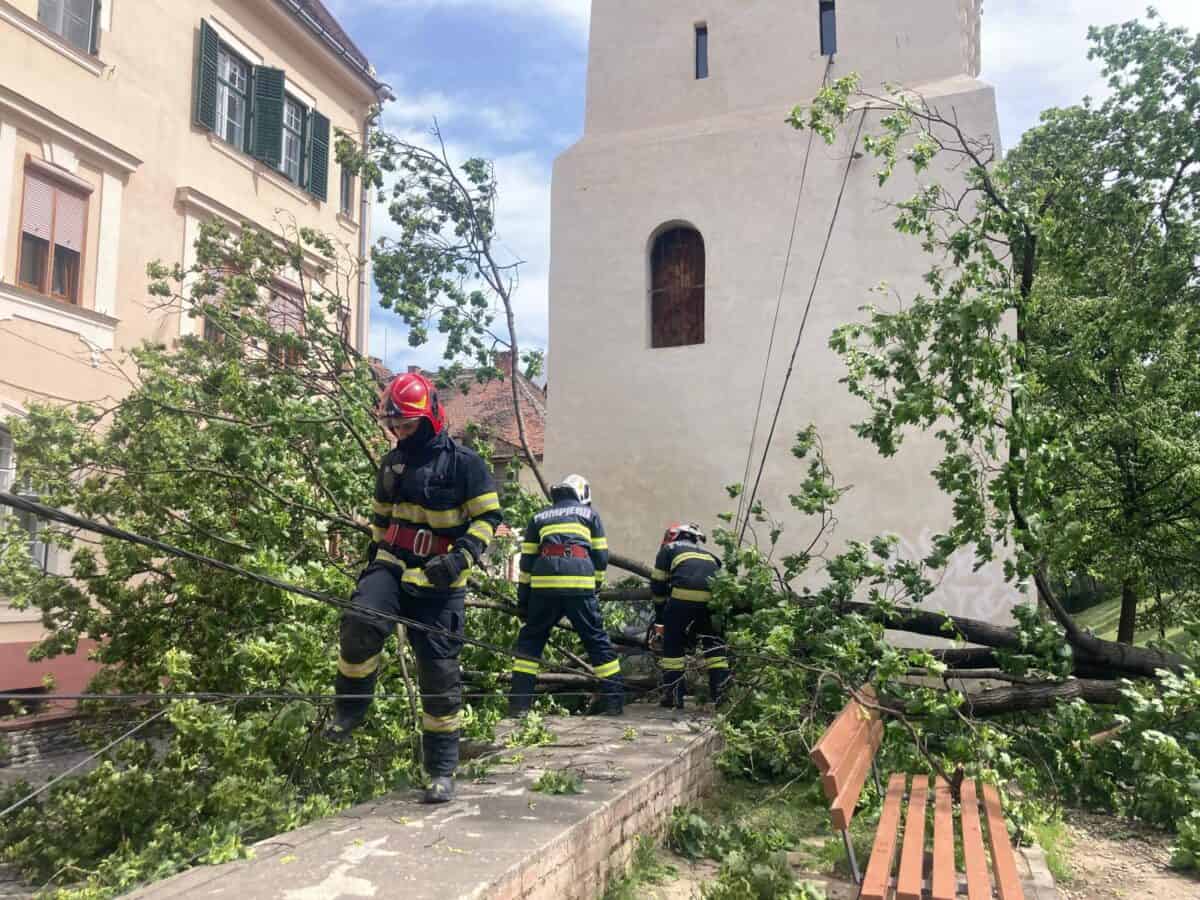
[546,0,1012,624]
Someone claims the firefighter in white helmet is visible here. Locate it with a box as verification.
[651,521,730,708]
[508,474,623,716]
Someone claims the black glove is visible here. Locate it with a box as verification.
[423,550,469,591]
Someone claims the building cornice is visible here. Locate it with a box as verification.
[174,186,332,272]
[0,84,141,175]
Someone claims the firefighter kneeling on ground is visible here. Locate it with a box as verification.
[325,371,502,804]
[508,474,624,717]
[652,522,731,708]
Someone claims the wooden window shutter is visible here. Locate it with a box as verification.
[21,173,54,239]
[54,190,86,253]
[307,111,331,201]
[251,67,286,167]
[650,227,705,348]
[194,20,220,131]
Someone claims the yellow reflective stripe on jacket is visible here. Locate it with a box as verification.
[530,575,597,590]
[422,712,462,733]
[375,548,405,567]
[338,654,380,678]
[372,499,391,516]
[520,542,540,555]
[671,587,711,602]
[512,659,540,675]
[660,657,686,671]
[467,520,495,542]
[593,659,621,679]
[538,522,592,542]
[518,572,531,584]
[402,567,470,589]
[370,524,388,542]
[651,568,669,582]
[391,501,467,529]
[591,537,609,551]
[464,492,501,517]
[671,551,715,570]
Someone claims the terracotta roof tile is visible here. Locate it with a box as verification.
[374,353,546,458]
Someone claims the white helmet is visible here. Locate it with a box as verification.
[551,473,591,505]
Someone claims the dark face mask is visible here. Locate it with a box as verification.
[396,419,435,452]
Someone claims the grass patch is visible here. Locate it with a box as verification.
[531,768,582,795]
[602,835,678,900]
[1074,595,1188,647]
[1029,818,1074,884]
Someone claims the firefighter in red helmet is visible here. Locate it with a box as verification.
[651,521,730,708]
[326,371,502,804]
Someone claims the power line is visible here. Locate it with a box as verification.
[736,57,834,534]
[0,491,632,692]
[739,109,868,544]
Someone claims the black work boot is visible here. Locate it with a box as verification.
[423,776,456,804]
[709,668,732,706]
[659,673,685,710]
[324,671,376,742]
[323,709,367,744]
[508,671,536,719]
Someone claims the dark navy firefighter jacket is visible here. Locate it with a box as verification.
[367,430,503,598]
[651,540,722,606]
[518,499,609,603]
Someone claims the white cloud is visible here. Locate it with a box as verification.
[982,1,1200,143]
[366,91,553,372]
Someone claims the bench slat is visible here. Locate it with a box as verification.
[931,777,957,900]
[819,714,870,801]
[829,718,883,831]
[983,783,1025,900]
[860,773,907,900]
[897,774,928,900]
[811,686,877,774]
[961,780,993,900]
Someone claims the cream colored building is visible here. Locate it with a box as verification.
[546,1,1015,624]
[0,0,389,693]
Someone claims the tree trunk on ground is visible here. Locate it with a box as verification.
[951,678,1125,717]
[1117,576,1138,645]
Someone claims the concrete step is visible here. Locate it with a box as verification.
[129,705,721,900]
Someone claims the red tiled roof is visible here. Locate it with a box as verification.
[375,353,547,458]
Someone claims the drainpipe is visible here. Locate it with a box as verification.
[355,110,372,354]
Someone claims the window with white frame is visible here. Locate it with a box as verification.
[281,96,305,184]
[340,165,355,218]
[216,45,250,149]
[0,429,50,573]
[194,20,332,201]
[37,0,98,54]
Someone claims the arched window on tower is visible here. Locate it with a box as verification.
[650,226,705,348]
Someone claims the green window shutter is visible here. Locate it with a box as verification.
[251,66,285,167]
[307,111,330,201]
[194,20,219,131]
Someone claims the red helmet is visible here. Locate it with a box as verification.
[379,372,445,434]
[662,521,706,545]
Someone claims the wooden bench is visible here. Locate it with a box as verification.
[811,687,1025,900]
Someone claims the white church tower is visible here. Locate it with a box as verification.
[546,1,1012,623]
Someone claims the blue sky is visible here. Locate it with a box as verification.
[323,0,1200,375]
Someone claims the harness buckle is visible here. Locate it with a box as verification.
[412,528,435,557]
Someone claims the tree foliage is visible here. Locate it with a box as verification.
[0,222,547,897]
[795,12,1200,655]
